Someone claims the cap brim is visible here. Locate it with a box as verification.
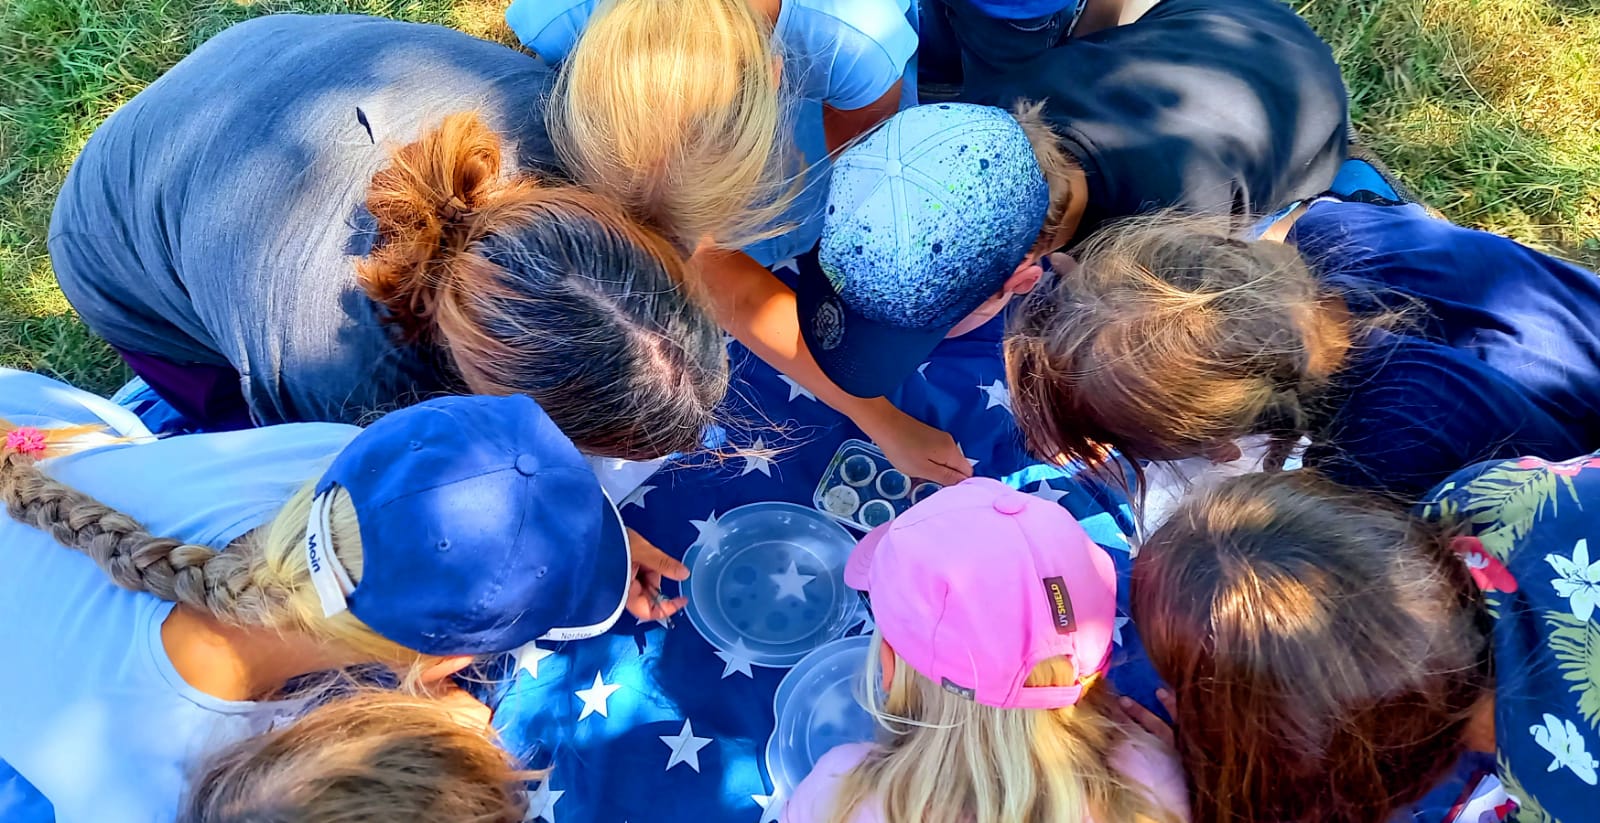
[844,521,892,591]
[796,252,950,399]
[539,490,630,642]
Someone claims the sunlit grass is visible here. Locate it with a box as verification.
[2,0,1597,393]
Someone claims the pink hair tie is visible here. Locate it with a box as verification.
[5,427,48,456]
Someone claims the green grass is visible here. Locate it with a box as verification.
[2,0,1598,394]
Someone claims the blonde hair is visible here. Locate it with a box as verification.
[551,0,793,248]
[1011,101,1080,255]
[181,691,533,822]
[0,420,423,671]
[828,633,1178,823]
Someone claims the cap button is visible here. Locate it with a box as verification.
[993,492,1029,516]
[514,454,540,476]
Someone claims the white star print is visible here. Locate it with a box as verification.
[715,637,757,679]
[514,641,555,680]
[979,380,1012,413]
[690,511,721,544]
[1112,614,1131,646]
[753,793,784,823]
[622,484,656,510]
[770,560,816,602]
[660,719,713,772]
[917,362,931,378]
[778,375,818,403]
[772,256,801,276]
[574,671,622,721]
[523,779,564,822]
[740,438,774,477]
[1030,479,1068,504]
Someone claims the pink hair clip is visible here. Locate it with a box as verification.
[4,427,48,456]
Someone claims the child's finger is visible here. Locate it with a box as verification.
[1155,687,1178,719]
[652,596,688,620]
[631,536,690,581]
[922,459,970,486]
[1117,695,1176,748]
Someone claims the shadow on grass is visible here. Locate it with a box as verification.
[1299,0,1600,266]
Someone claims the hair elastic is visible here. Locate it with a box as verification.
[4,427,48,456]
[305,488,356,618]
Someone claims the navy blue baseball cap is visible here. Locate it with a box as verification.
[302,394,630,656]
[798,103,1049,398]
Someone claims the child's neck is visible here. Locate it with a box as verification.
[160,605,346,702]
[1462,694,1497,754]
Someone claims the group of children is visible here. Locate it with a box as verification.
[5,0,1600,820]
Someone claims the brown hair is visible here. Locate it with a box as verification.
[358,111,728,460]
[181,691,531,822]
[1011,100,1079,255]
[1005,213,1356,472]
[1132,472,1491,822]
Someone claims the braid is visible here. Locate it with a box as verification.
[0,449,255,620]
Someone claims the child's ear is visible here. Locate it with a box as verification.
[419,655,475,685]
[1004,261,1044,296]
[879,641,898,692]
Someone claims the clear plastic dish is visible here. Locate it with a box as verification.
[765,635,877,796]
[813,440,933,532]
[682,502,862,668]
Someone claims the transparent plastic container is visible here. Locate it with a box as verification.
[682,502,862,668]
[813,439,933,532]
[765,635,877,796]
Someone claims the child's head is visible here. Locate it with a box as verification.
[1005,213,1353,469]
[829,478,1168,823]
[358,111,727,461]
[180,691,530,822]
[550,0,791,249]
[1132,472,1491,822]
[0,395,633,684]
[797,104,1050,398]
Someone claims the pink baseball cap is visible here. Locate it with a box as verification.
[844,477,1118,709]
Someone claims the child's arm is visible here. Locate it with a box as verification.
[822,80,903,154]
[694,248,972,486]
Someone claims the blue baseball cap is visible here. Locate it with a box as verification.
[302,395,630,656]
[798,103,1049,398]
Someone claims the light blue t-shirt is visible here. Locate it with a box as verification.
[505,0,918,264]
[0,369,360,823]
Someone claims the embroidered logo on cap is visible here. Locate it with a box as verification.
[1043,576,1076,634]
[813,298,845,351]
[941,677,976,700]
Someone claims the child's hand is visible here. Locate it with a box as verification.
[858,406,972,487]
[1117,688,1178,749]
[625,528,689,622]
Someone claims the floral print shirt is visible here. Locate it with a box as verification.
[1422,453,1600,822]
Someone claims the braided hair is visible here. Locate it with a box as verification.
[0,420,416,667]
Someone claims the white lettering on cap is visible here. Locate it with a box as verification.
[305,489,356,618]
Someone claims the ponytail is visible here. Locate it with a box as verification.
[1,421,417,667]
[552,0,794,249]
[356,112,729,461]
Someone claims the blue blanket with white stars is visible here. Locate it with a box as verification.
[484,307,1163,823]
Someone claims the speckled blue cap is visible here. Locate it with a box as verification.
[798,103,1049,398]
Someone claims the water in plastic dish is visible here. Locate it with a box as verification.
[766,635,877,796]
[683,502,861,668]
